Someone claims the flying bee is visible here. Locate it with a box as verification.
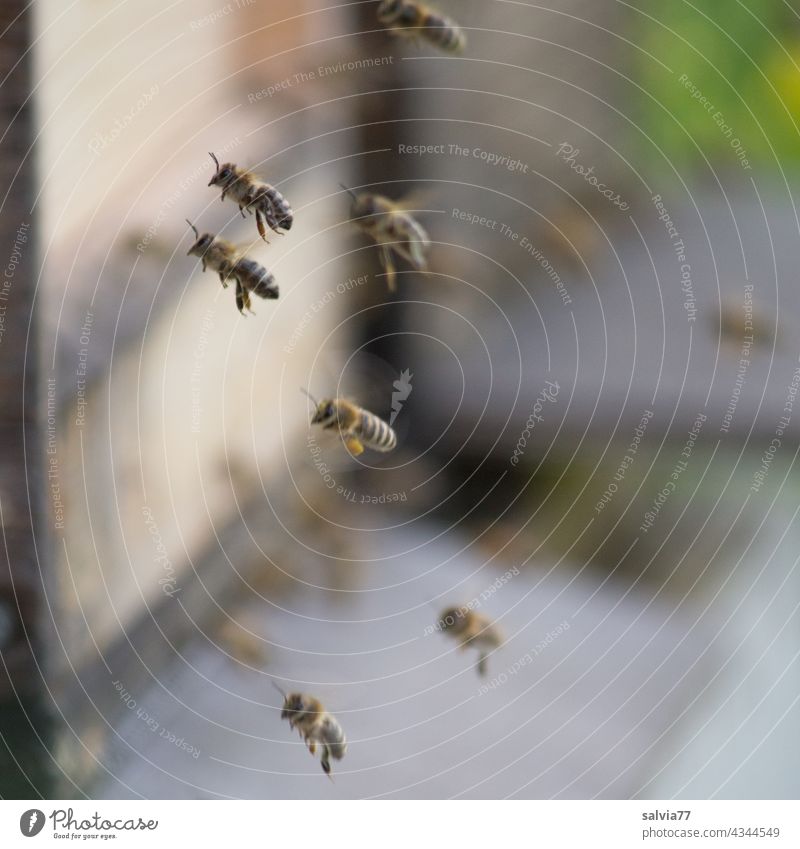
[303,389,397,457]
[438,606,502,676]
[377,0,466,53]
[342,185,431,291]
[186,220,278,315]
[207,152,294,241]
[273,683,347,778]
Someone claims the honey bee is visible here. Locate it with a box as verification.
[208,152,293,241]
[273,683,347,778]
[438,606,502,676]
[303,389,397,456]
[186,220,278,314]
[377,0,466,53]
[342,185,431,291]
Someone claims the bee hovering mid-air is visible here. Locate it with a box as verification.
[303,389,397,457]
[273,683,347,778]
[207,152,294,241]
[185,220,278,315]
[342,184,431,291]
[438,606,502,676]
[377,0,466,53]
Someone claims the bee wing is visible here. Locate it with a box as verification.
[378,244,397,292]
[391,235,429,270]
[227,240,266,267]
[391,186,436,213]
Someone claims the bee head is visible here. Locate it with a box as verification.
[311,399,337,426]
[340,184,379,219]
[438,606,467,633]
[185,220,214,256]
[377,0,404,22]
[208,152,238,187]
[280,692,307,720]
[352,193,381,219]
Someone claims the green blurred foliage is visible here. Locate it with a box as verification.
[638,0,800,169]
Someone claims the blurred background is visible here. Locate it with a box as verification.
[0,0,799,798]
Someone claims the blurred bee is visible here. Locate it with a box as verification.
[186,220,278,315]
[715,296,779,352]
[377,0,466,53]
[208,152,293,241]
[438,606,502,676]
[274,683,347,778]
[303,389,398,456]
[342,185,431,291]
[216,618,268,667]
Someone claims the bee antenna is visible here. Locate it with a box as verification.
[339,182,358,202]
[300,387,319,408]
[209,151,220,172]
[272,680,288,699]
[185,219,199,239]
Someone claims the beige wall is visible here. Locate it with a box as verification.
[35,0,358,669]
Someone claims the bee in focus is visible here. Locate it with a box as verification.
[438,606,502,676]
[377,0,466,53]
[186,220,278,315]
[207,152,294,241]
[274,683,347,778]
[303,389,397,456]
[342,185,431,291]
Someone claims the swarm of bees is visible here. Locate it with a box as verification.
[377,0,466,53]
[172,3,518,784]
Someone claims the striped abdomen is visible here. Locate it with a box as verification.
[319,716,347,761]
[358,409,397,452]
[378,1,465,53]
[418,8,464,52]
[251,184,293,231]
[235,258,278,299]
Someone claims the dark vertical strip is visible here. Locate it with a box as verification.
[0,4,54,798]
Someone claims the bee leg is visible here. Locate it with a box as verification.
[218,272,228,289]
[235,280,246,315]
[238,205,246,219]
[379,245,397,292]
[396,240,427,271]
[345,437,365,456]
[477,652,489,677]
[242,286,255,315]
[308,740,317,755]
[321,747,334,780]
[255,208,269,242]
[267,213,283,236]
